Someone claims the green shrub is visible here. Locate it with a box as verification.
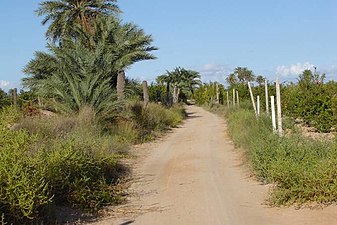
[226,109,337,206]
[0,108,52,223]
[122,101,185,141]
[37,140,122,211]
[0,100,185,223]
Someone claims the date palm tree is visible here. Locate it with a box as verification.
[234,67,255,83]
[225,73,238,87]
[23,17,157,115]
[158,67,201,104]
[23,39,119,115]
[93,17,157,83]
[256,75,265,86]
[36,0,121,43]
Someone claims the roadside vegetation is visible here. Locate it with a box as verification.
[0,0,195,224]
[0,102,185,224]
[195,67,337,207]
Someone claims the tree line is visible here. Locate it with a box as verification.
[195,66,337,133]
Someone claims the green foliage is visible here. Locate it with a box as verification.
[226,67,255,86]
[23,39,121,115]
[282,70,337,132]
[124,101,185,141]
[0,89,11,109]
[194,82,225,105]
[148,83,167,102]
[0,108,52,223]
[158,67,201,103]
[0,107,129,223]
[226,108,337,206]
[198,68,337,132]
[0,106,20,128]
[36,0,121,43]
[23,16,157,116]
[37,141,121,210]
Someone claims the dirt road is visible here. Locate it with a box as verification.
[90,105,337,225]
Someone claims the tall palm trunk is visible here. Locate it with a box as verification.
[166,82,170,105]
[173,85,179,104]
[117,70,125,100]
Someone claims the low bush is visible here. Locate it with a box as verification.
[226,108,337,206]
[0,107,127,224]
[1,102,185,224]
[123,101,185,141]
[37,141,123,211]
[0,107,52,223]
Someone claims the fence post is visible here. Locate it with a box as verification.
[257,95,260,116]
[265,79,269,115]
[236,91,240,107]
[271,96,277,133]
[12,88,17,108]
[276,77,283,136]
[226,91,229,109]
[248,82,257,116]
[233,89,236,108]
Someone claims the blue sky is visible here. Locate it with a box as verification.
[1,0,337,90]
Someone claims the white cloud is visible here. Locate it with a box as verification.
[0,80,10,88]
[276,62,314,77]
[198,63,233,84]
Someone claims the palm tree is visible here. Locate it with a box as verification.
[234,67,255,83]
[256,75,265,86]
[225,73,238,87]
[181,69,202,95]
[23,18,157,114]
[23,39,119,115]
[93,17,158,83]
[36,0,121,42]
[158,67,201,104]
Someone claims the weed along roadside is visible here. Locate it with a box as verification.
[197,69,337,208]
[224,108,337,206]
[0,0,202,223]
[0,103,186,224]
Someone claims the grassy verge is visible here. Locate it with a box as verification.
[208,104,337,207]
[0,102,185,224]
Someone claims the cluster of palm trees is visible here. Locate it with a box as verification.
[156,67,202,104]
[23,0,157,114]
[226,67,265,87]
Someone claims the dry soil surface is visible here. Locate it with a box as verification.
[87,105,337,225]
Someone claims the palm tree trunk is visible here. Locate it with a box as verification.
[173,86,178,104]
[12,88,17,108]
[166,82,170,105]
[117,70,125,100]
[143,80,149,107]
[177,88,180,103]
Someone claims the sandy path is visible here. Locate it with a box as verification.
[90,105,337,225]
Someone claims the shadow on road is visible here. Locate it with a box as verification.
[120,220,135,225]
[185,112,201,120]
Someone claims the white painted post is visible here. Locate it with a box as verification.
[248,82,257,116]
[257,96,260,116]
[276,77,283,136]
[233,89,236,108]
[265,79,269,115]
[271,96,277,133]
[236,91,240,107]
[226,91,229,109]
